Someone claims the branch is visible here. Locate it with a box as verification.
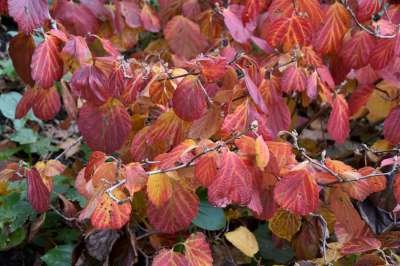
[341,0,399,39]
[106,133,244,203]
[54,136,83,161]
[280,130,400,187]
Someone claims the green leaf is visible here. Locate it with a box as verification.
[192,200,226,230]
[41,244,74,266]
[0,59,17,80]
[0,227,26,250]
[10,128,38,144]
[0,147,21,161]
[25,137,59,156]
[0,91,21,120]
[254,224,294,264]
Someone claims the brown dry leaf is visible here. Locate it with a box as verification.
[268,209,302,241]
[58,138,81,158]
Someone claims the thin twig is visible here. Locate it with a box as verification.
[54,136,83,161]
[50,204,77,222]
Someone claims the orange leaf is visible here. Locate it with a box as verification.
[327,94,350,144]
[146,173,173,207]
[145,110,189,147]
[8,33,35,86]
[208,151,253,207]
[194,152,218,187]
[393,172,400,204]
[155,139,197,170]
[90,190,132,229]
[84,151,107,181]
[314,2,350,54]
[341,167,386,201]
[268,209,302,241]
[255,136,269,170]
[164,15,208,59]
[262,15,312,52]
[281,65,307,94]
[325,159,361,181]
[77,99,132,153]
[147,181,199,234]
[153,249,188,266]
[184,232,213,266]
[124,163,148,197]
[274,169,319,215]
[172,76,208,122]
[31,35,63,89]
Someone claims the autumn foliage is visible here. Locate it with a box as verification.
[2,0,400,264]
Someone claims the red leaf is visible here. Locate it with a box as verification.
[222,8,252,43]
[77,99,132,154]
[90,190,132,229]
[262,15,312,52]
[70,65,110,105]
[8,0,49,34]
[327,94,350,144]
[329,187,366,240]
[314,2,351,54]
[208,151,254,207]
[32,87,61,121]
[153,249,188,266]
[31,35,63,89]
[340,237,381,255]
[164,15,208,59]
[140,4,160,32]
[281,65,307,94]
[172,76,208,122]
[244,71,268,113]
[184,232,213,266]
[393,172,400,204]
[27,168,50,212]
[15,88,37,119]
[62,36,92,65]
[60,80,78,119]
[52,0,99,36]
[274,169,319,215]
[339,31,375,69]
[384,106,400,144]
[348,85,374,115]
[369,39,395,70]
[356,0,383,22]
[147,181,199,234]
[120,0,141,28]
[8,33,35,86]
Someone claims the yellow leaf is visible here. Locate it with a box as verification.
[146,173,173,207]
[366,81,398,123]
[225,226,259,257]
[268,209,302,241]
